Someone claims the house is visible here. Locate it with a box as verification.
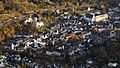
[113,21,120,28]
[108,31,116,38]
[24,41,33,49]
[0,55,6,62]
[0,55,6,68]
[0,62,5,67]
[11,43,15,50]
[34,17,38,22]
[46,49,63,56]
[95,14,108,22]
[36,21,44,27]
[41,34,48,39]
[108,62,118,67]
[24,18,33,23]
[118,3,120,6]
[83,12,108,22]
[11,43,19,50]
[87,7,93,11]
[33,17,44,27]
[24,16,44,27]
[24,45,28,49]
[58,45,64,50]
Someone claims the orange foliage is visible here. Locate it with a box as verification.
[37,9,43,14]
[61,2,66,7]
[69,34,78,39]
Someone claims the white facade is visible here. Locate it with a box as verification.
[24,17,44,27]
[108,62,118,67]
[46,51,61,56]
[95,14,108,22]
[36,21,44,27]
[11,43,15,50]
[83,12,108,22]
[119,3,120,6]
[25,18,33,23]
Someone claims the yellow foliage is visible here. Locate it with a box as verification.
[37,9,43,14]
[92,27,99,32]
[0,32,5,41]
[76,2,79,6]
[0,1,4,11]
[79,35,86,39]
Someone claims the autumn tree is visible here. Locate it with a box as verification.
[66,2,73,7]
[76,2,79,6]
[61,1,66,7]
[1,25,16,40]
[37,9,43,14]
[0,1,4,12]
[69,34,79,39]
[0,32,5,42]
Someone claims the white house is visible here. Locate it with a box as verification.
[58,45,64,50]
[41,35,48,39]
[108,31,116,38]
[0,62,5,67]
[108,62,118,67]
[37,38,42,42]
[11,43,15,50]
[118,3,120,6]
[0,55,6,68]
[24,41,33,49]
[87,7,93,11]
[95,14,108,22]
[24,45,28,49]
[36,21,44,27]
[24,17,44,27]
[34,17,38,22]
[83,12,108,22]
[24,18,33,23]
[46,51,62,56]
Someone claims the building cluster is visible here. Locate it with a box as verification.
[24,13,44,27]
[0,6,120,68]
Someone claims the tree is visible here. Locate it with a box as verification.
[10,27,15,38]
[0,1,4,12]
[37,9,43,14]
[17,6,27,14]
[66,2,73,7]
[76,2,79,6]
[0,32,5,42]
[61,1,66,7]
[69,34,78,39]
